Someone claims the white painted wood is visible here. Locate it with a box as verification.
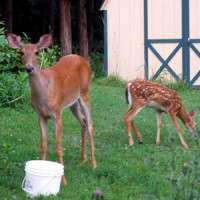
[101,0,200,85]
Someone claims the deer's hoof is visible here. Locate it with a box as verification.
[138,142,143,144]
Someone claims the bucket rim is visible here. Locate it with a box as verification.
[25,160,64,171]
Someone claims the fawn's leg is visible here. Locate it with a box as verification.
[156,111,162,145]
[169,112,188,149]
[124,102,145,146]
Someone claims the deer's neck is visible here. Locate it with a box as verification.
[28,69,46,99]
[177,107,190,125]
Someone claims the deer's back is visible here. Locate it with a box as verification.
[43,54,91,89]
[128,79,183,112]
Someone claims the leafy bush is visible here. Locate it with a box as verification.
[0,72,29,107]
[0,24,22,73]
[88,52,104,78]
[39,45,60,69]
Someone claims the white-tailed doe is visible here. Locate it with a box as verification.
[7,34,97,185]
[124,79,196,148]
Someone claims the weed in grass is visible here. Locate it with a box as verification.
[97,75,127,88]
[89,190,104,200]
[156,78,189,92]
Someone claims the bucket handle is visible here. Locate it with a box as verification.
[22,177,26,191]
[22,177,35,196]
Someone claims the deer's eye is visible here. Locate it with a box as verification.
[20,51,24,56]
[35,51,39,56]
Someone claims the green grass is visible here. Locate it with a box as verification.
[0,81,200,199]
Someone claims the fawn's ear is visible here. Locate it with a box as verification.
[7,34,22,49]
[37,34,52,50]
[189,109,195,118]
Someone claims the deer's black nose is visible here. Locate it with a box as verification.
[25,65,34,73]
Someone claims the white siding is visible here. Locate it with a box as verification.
[102,0,144,80]
[148,0,182,81]
[102,0,200,84]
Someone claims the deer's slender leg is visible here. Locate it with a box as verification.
[169,112,188,149]
[156,111,162,145]
[70,102,87,164]
[131,121,143,144]
[38,117,48,160]
[79,95,97,169]
[54,114,67,185]
[124,102,145,146]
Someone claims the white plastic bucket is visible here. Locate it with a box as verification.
[22,160,64,198]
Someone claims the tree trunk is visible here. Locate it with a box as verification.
[87,0,94,54]
[41,0,47,34]
[49,0,56,33]
[4,0,13,34]
[59,0,72,55]
[78,0,88,58]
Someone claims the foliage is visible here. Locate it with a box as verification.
[0,26,22,73]
[39,45,61,69]
[0,83,199,199]
[88,52,104,78]
[0,72,29,107]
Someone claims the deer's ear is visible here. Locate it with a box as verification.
[7,34,22,49]
[189,109,196,118]
[37,34,52,50]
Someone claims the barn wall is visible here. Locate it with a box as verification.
[189,0,200,85]
[102,0,144,80]
[147,0,182,82]
[101,0,200,85]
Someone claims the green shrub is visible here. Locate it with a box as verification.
[88,52,104,78]
[0,72,29,107]
[0,25,22,73]
[39,45,60,69]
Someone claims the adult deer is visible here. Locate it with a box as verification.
[7,34,97,185]
[124,79,197,148]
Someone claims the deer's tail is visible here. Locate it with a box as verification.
[125,82,132,109]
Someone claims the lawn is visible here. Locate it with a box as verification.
[0,81,200,200]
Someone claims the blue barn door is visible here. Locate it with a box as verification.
[144,0,200,87]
